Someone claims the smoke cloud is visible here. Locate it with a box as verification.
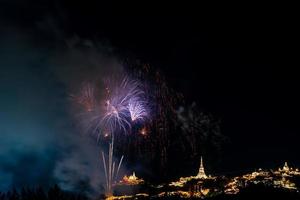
[0,19,126,196]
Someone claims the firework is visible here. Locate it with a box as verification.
[99,76,148,195]
[72,75,149,138]
[72,82,96,112]
[126,64,183,174]
[100,76,146,134]
[101,98,131,135]
[128,98,147,122]
[71,71,153,196]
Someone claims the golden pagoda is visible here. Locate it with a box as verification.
[196,156,208,179]
[169,156,212,187]
[119,172,144,185]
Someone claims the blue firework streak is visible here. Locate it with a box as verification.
[128,98,148,122]
[102,76,148,134]
[79,76,146,137]
[73,75,149,137]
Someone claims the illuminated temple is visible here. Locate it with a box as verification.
[224,161,300,195]
[119,172,144,185]
[108,160,300,199]
[196,156,208,179]
[275,161,300,176]
[169,156,213,187]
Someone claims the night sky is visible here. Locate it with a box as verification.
[0,0,299,194]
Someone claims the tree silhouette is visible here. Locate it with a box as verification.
[0,185,88,200]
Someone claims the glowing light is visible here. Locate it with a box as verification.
[109,161,300,199]
[140,127,147,136]
[128,99,147,122]
[169,157,210,187]
[100,76,147,135]
[119,172,144,185]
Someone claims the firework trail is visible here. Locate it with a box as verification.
[101,139,124,196]
[99,76,148,195]
[72,82,96,112]
[128,98,147,122]
[125,63,184,176]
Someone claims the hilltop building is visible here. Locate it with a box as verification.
[169,156,213,187]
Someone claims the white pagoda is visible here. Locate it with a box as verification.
[169,156,211,187]
[196,156,208,179]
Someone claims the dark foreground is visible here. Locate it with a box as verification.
[153,185,300,200]
[1,184,300,200]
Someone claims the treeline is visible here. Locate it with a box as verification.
[0,185,89,200]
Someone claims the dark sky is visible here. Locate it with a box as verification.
[0,0,299,192]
